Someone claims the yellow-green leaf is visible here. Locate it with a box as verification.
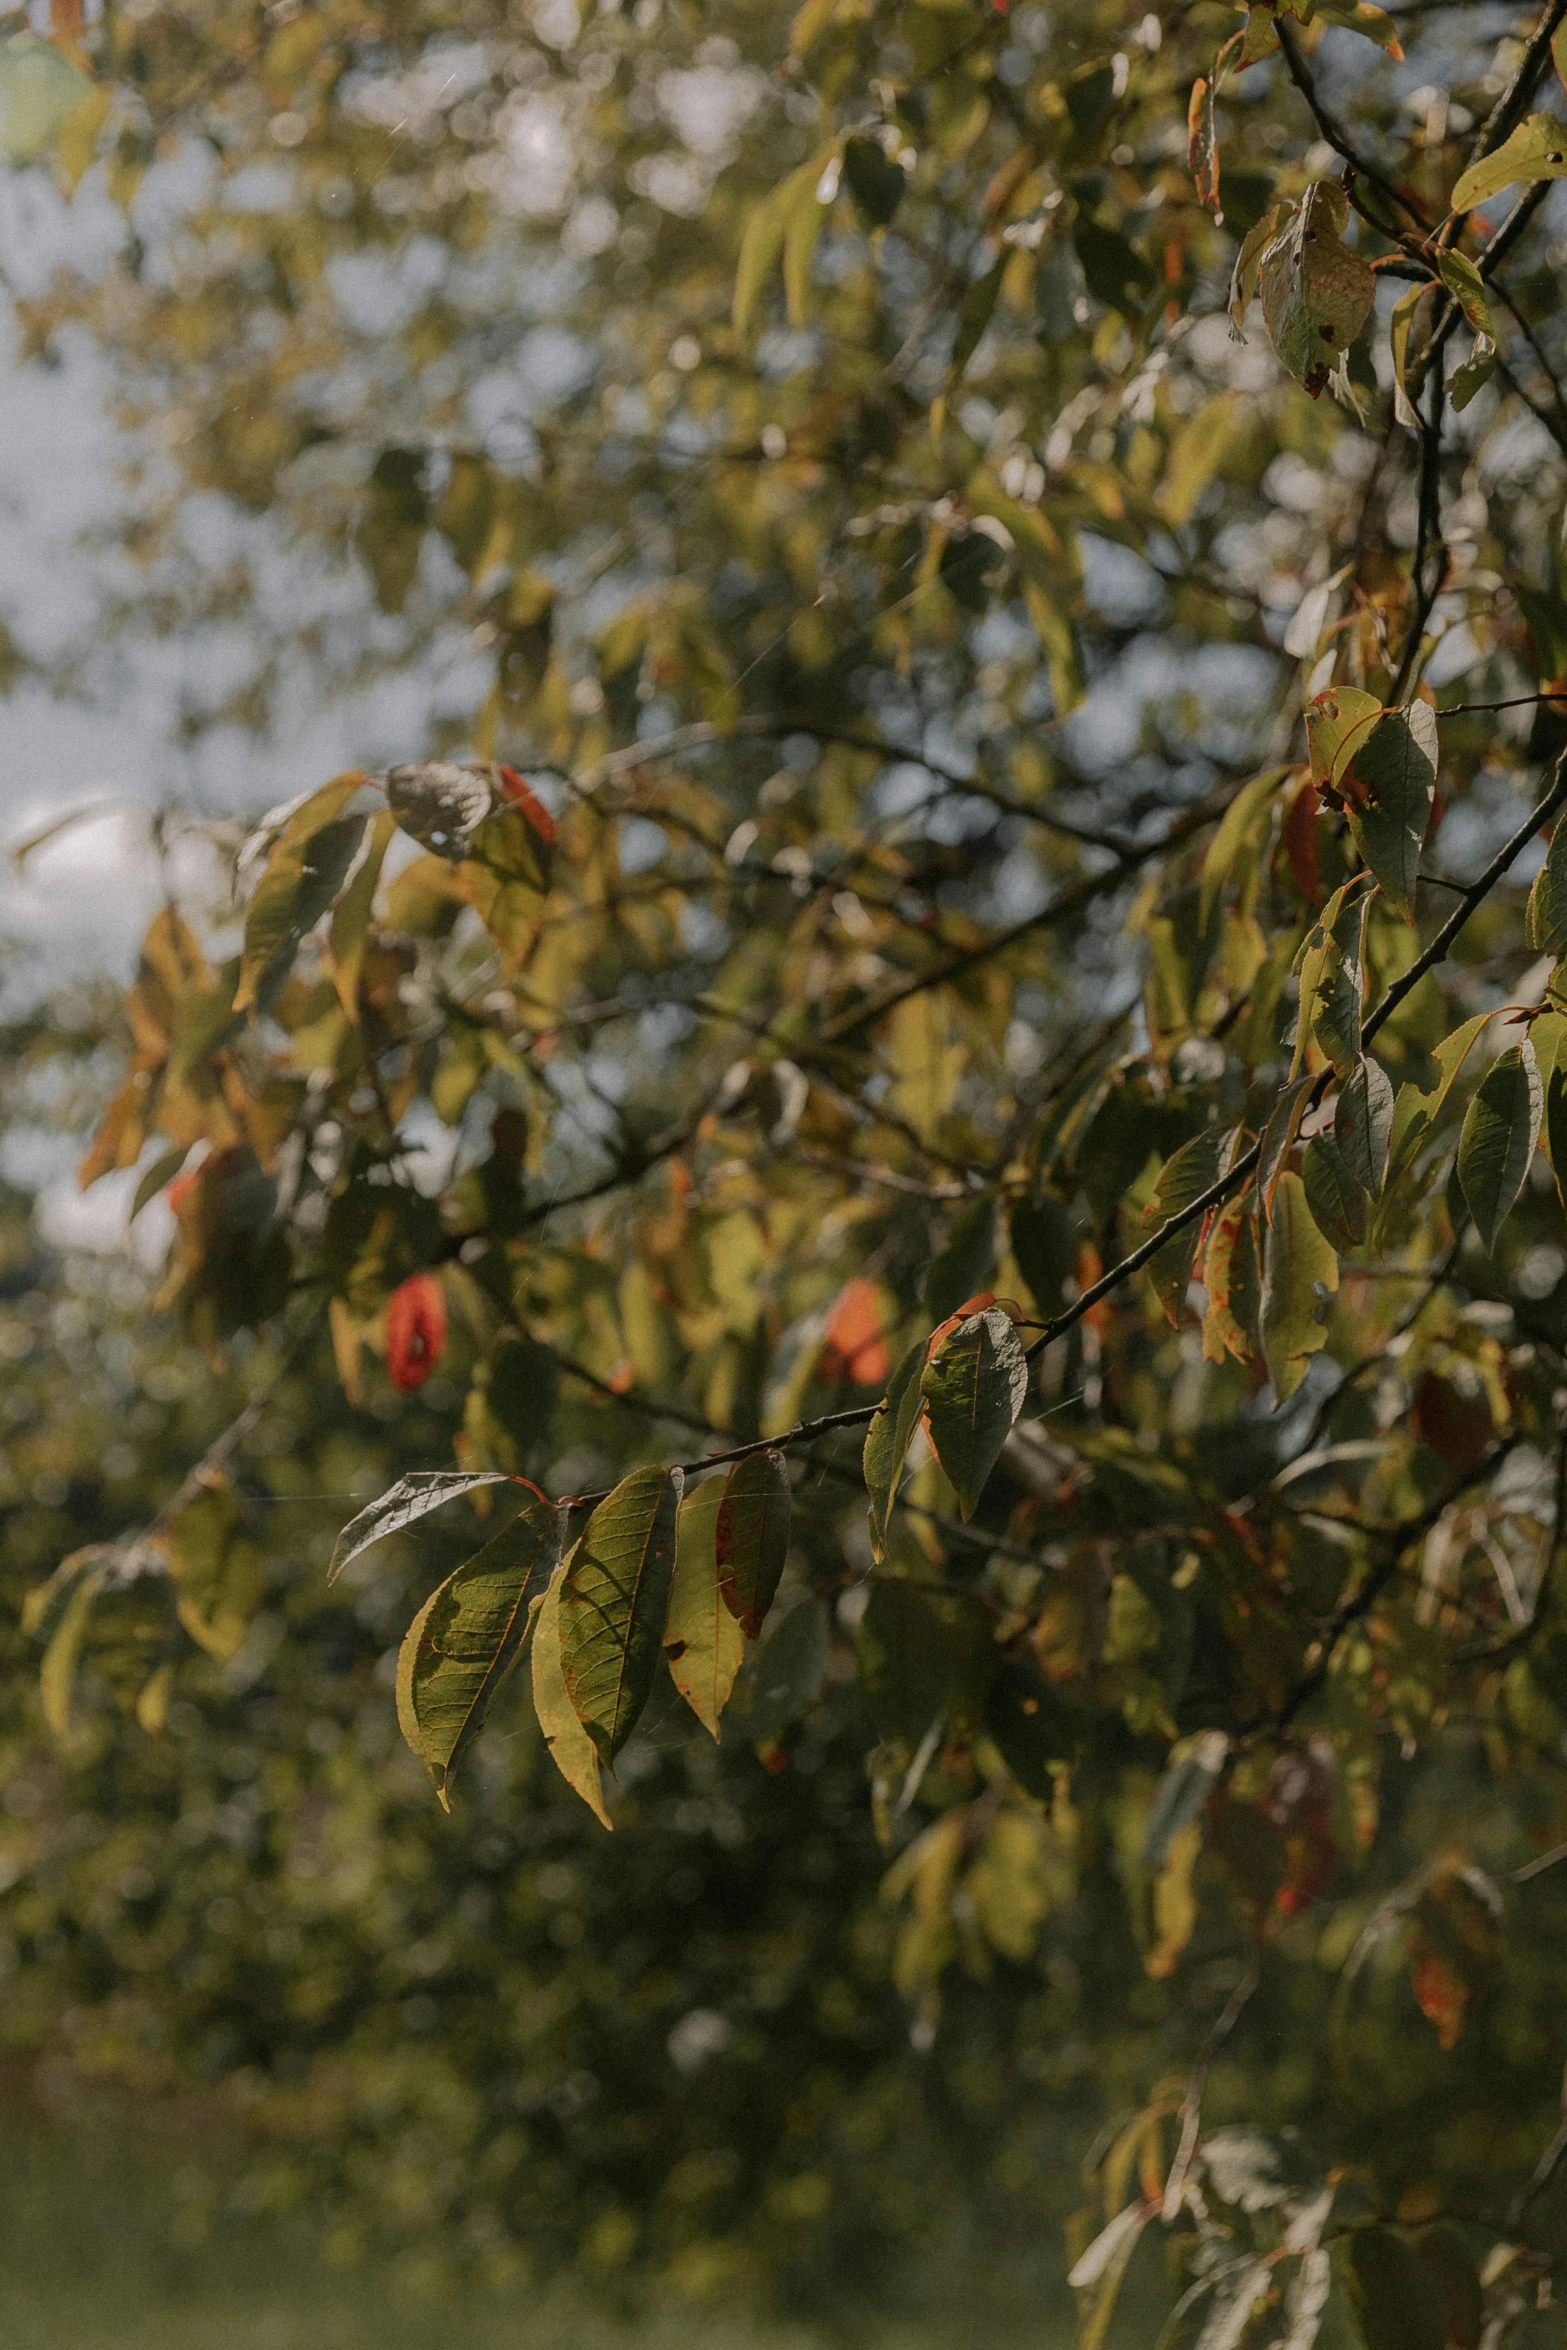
[395,1492,564,1807]
[561,1464,682,1762]
[663,1478,744,1738]
[1260,1171,1339,1402]
[1527,815,1567,953]
[1451,114,1567,214]
[531,1560,611,1828]
[234,814,366,1015]
[1258,181,1375,398]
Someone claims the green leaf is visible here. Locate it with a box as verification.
[26,1546,116,1742]
[920,1307,1029,1519]
[1336,1055,1394,1198]
[328,1471,514,1583]
[1199,765,1287,927]
[1310,0,1404,52]
[1304,684,1381,791]
[1148,1128,1226,1317]
[1347,702,1438,922]
[842,134,906,228]
[949,251,1006,379]
[1261,1171,1339,1403]
[561,1464,683,1762]
[531,1559,611,1828]
[0,33,93,168]
[1347,2228,1447,2350]
[130,1143,191,1223]
[330,808,396,1016]
[864,1336,931,1564]
[1451,113,1567,214]
[1527,814,1567,952]
[1008,1191,1076,1318]
[1295,878,1369,1078]
[857,1576,992,1745]
[1438,253,1497,409]
[741,1595,829,1748]
[395,1493,564,1807]
[1414,2226,1483,2350]
[1140,1730,1227,1871]
[1458,1040,1542,1254]
[716,1448,791,1640]
[663,1477,744,1738]
[1258,181,1375,397]
[733,154,827,335]
[1258,1072,1316,1217]
[234,814,366,1015]
[1303,1134,1368,1253]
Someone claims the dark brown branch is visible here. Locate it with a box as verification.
[1274,18,1429,226]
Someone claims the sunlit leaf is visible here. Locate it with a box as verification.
[396,1492,564,1806]
[1258,181,1375,397]
[234,814,366,1015]
[531,1559,611,1828]
[663,1477,744,1738]
[1260,1172,1339,1402]
[561,1464,682,1763]
[1451,113,1567,213]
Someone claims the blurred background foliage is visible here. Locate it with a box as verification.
[11,0,1567,2343]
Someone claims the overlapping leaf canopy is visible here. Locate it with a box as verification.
[16,0,1567,2336]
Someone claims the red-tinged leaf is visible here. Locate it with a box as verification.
[386,1272,448,1391]
[821,1276,891,1385]
[495,764,557,844]
[561,1464,682,1762]
[716,1448,791,1640]
[1282,773,1322,906]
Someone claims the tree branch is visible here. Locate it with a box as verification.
[1274,19,1428,226]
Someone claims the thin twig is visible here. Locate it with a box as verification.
[1274,18,1428,226]
[1161,1949,1264,2223]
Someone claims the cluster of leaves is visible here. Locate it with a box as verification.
[19,0,1567,2338]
